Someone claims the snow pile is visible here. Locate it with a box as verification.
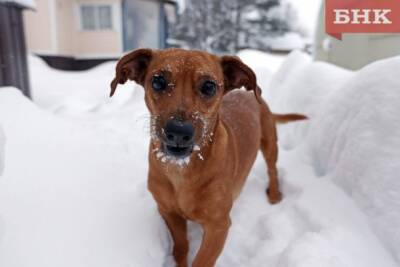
[0,53,399,266]
[0,87,169,267]
[29,56,129,113]
[0,0,35,8]
[267,52,400,263]
[264,51,353,149]
[309,59,400,262]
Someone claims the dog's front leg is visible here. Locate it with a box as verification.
[159,210,189,267]
[192,218,231,267]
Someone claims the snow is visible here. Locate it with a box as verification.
[242,9,262,21]
[309,59,400,261]
[266,32,306,51]
[238,49,286,87]
[265,51,400,263]
[174,0,185,13]
[0,52,399,266]
[287,0,322,38]
[0,0,35,8]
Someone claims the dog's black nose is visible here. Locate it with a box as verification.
[164,119,194,147]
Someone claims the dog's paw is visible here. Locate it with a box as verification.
[266,188,282,204]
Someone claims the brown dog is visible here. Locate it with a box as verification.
[110,48,306,267]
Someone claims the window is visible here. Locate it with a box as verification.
[80,4,113,31]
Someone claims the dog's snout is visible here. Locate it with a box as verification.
[164,119,194,146]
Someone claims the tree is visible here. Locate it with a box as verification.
[172,0,301,53]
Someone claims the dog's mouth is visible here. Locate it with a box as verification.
[163,143,193,158]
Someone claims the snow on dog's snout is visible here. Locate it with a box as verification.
[149,111,213,167]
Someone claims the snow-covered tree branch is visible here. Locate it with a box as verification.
[172,0,303,53]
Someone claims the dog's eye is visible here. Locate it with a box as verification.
[152,75,167,92]
[200,80,216,97]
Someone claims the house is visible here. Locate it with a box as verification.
[314,2,400,70]
[0,0,35,97]
[24,0,177,70]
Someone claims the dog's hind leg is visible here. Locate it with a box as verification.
[259,101,282,204]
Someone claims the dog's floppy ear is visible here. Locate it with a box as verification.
[110,48,153,97]
[220,55,262,103]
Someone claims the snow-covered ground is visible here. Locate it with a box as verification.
[0,50,399,267]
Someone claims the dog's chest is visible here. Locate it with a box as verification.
[168,173,185,190]
[168,175,200,219]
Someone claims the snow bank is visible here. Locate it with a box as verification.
[309,58,400,262]
[268,52,400,263]
[265,50,352,149]
[29,56,123,112]
[0,88,168,267]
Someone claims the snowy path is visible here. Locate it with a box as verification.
[0,51,399,267]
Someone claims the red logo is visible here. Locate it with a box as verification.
[325,0,400,40]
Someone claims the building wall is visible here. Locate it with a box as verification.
[24,0,123,58]
[56,0,74,56]
[71,0,123,58]
[24,0,54,54]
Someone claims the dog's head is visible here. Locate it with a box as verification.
[110,48,260,160]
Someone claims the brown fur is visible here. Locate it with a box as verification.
[273,113,308,124]
[111,48,306,267]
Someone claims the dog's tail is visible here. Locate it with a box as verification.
[272,113,308,124]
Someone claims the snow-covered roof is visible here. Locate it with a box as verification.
[0,0,36,9]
